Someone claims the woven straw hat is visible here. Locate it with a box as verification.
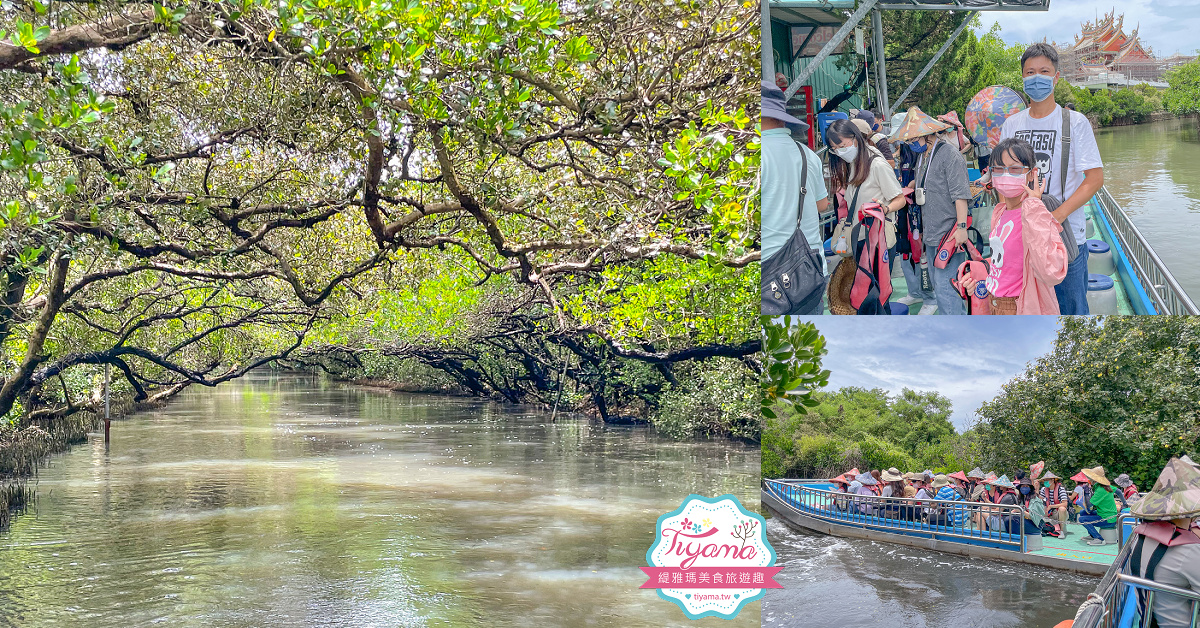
[890,106,952,141]
[828,259,857,315]
[1129,457,1200,521]
[967,467,986,480]
[1082,466,1111,487]
[881,467,904,482]
[1041,471,1061,481]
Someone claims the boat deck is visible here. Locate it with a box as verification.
[1027,521,1125,567]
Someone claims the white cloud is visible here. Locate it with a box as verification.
[793,316,1061,431]
[977,0,1200,57]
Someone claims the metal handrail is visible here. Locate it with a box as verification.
[1094,186,1200,315]
[1074,529,1200,628]
[1074,536,1138,628]
[763,479,1029,552]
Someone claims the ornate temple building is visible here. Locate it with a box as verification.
[1059,11,1162,82]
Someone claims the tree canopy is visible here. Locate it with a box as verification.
[762,384,966,479]
[976,316,1200,488]
[0,0,759,435]
[1165,58,1200,117]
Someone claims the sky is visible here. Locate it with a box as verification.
[790,316,1063,432]
[977,0,1200,58]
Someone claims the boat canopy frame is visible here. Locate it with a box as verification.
[765,0,1051,121]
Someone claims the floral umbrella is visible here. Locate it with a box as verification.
[965,85,1026,149]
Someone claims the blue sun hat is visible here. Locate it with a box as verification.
[761,80,808,129]
[987,474,1016,490]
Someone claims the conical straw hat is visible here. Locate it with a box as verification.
[890,106,952,141]
[1082,466,1110,487]
[1129,457,1200,521]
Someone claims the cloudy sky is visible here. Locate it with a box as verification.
[977,0,1200,57]
[791,317,1063,431]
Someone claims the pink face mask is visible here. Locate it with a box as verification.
[993,173,1030,199]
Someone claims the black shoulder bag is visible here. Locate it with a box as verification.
[762,148,827,315]
[1038,107,1080,263]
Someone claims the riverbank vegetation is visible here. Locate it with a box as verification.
[1165,58,1200,119]
[1,0,759,523]
[976,317,1200,490]
[764,317,1198,487]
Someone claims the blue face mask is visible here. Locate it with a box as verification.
[1023,74,1055,102]
[907,140,928,154]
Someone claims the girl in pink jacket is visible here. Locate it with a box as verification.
[976,138,1069,315]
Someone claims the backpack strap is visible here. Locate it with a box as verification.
[1059,106,1071,201]
[796,146,810,231]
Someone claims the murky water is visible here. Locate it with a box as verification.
[0,372,759,627]
[761,518,1099,628]
[1095,117,1200,302]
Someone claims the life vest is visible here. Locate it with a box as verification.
[849,203,892,314]
[1042,485,1064,506]
[1124,484,1139,500]
[868,483,882,496]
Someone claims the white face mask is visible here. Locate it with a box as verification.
[834,145,859,162]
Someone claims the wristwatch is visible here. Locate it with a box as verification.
[957,221,968,229]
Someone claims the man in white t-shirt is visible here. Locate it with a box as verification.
[999,43,1104,314]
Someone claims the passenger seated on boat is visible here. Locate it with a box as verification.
[1126,457,1200,628]
[1018,476,1053,536]
[948,471,970,499]
[829,475,852,512]
[930,474,968,529]
[1078,466,1119,546]
[964,469,987,520]
[853,473,881,515]
[1071,470,1096,519]
[880,468,906,519]
[870,470,883,490]
[1039,471,1070,539]
[901,472,920,498]
[1114,473,1139,508]
[984,475,1021,533]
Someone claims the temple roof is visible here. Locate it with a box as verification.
[1069,9,1154,60]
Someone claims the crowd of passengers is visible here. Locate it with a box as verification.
[823,465,1144,546]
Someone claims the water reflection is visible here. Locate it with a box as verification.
[761,518,1097,628]
[0,372,759,627]
[1095,118,1200,301]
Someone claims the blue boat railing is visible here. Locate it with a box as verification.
[763,479,1028,552]
[1094,186,1199,315]
[1074,524,1200,628]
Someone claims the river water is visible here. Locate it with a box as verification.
[761,518,1099,628]
[0,372,759,627]
[1094,117,1200,302]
